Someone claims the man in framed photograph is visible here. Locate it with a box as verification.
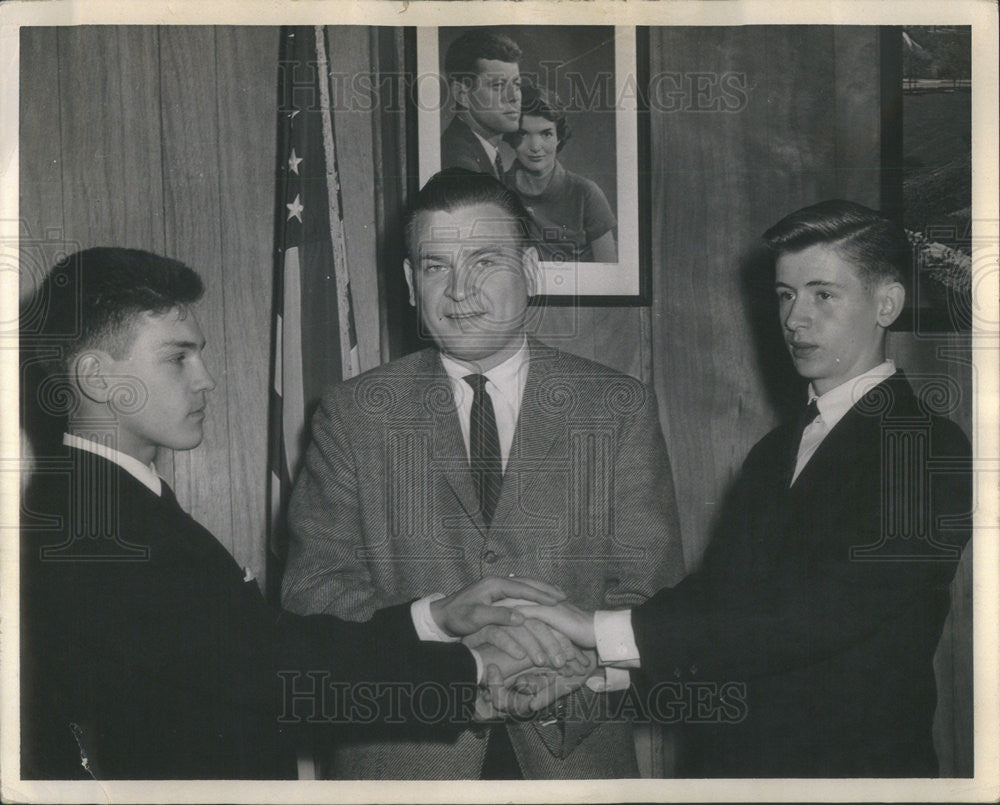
[440,29,522,179]
[281,169,686,779]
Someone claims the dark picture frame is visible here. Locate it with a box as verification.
[416,25,651,306]
[882,25,973,333]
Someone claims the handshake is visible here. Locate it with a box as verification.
[428,576,601,722]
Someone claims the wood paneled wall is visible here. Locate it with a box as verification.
[19,24,972,775]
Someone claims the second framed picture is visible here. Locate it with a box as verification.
[417,25,649,305]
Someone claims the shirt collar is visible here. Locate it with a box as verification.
[471,129,499,163]
[808,360,896,430]
[63,432,163,496]
[439,337,529,402]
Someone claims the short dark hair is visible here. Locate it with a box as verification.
[444,29,521,88]
[403,168,533,259]
[505,82,572,152]
[26,247,204,374]
[762,200,909,290]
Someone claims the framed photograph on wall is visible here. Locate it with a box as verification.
[416,25,650,305]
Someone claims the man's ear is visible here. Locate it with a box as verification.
[521,245,541,297]
[403,258,417,308]
[876,281,906,328]
[74,351,112,404]
[450,77,472,110]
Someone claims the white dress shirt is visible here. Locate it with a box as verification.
[472,129,501,174]
[591,360,899,670]
[440,338,529,472]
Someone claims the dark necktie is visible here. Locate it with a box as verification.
[464,374,503,527]
[493,150,504,179]
[796,399,820,442]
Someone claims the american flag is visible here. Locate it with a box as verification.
[267,26,361,603]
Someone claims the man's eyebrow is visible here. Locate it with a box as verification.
[773,280,845,289]
[158,339,205,351]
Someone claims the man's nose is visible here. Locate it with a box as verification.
[784,296,811,331]
[194,360,217,392]
[445,268,468,301]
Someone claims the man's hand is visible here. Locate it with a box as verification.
[512,602,597,648]
[430,576,565,638]
[471,644,595,721]
[464,619,590,673]
[510,649,598,712]
[475,664,538,721]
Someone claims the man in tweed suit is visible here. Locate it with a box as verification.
[282,169,686,778]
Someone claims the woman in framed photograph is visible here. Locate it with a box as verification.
[504,83,618,264]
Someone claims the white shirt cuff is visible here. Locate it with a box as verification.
[467,646,486,684]
[594,609,641,668]
[410,593,459,642]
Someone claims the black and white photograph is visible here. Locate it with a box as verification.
[418,25,646,302]
[1,2,997,803]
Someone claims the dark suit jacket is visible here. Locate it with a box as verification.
[20,446,476,780]
[441,115,499,176]
[283,338,686,778]
[630,371,972,777]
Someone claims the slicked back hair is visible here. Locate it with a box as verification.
[762,200,910,291]
[28,247,204,374]
[403,168,533,261]
[444,29,522,91]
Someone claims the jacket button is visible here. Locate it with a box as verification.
[483,550,498,564]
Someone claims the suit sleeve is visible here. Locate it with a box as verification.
[602,379,687,609]
[630,418,972,684]
[282,385,379,620]
[104,554,478,730]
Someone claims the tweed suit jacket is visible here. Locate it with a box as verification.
[283,338,686,778]
[20,446,477,780]
[630,371,972,777]
[441,115,500,176]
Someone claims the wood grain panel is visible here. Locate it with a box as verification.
[115,27,167,251]
[649,26,862,569]
[325,26,382,372]
[531,306,644,379]
[833,28,882,209]
[56,26,127,247]
[215,26,279,580]
[18,28,65,303]
[158,27,234,549]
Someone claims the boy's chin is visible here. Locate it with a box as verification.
[163,429,206,452]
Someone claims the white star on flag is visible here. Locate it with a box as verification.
[286,194,304,222]
[288,149,303,175]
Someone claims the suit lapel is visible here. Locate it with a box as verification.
[789,371,909,494]
[490,339,564,531]
[419,350,488,535]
